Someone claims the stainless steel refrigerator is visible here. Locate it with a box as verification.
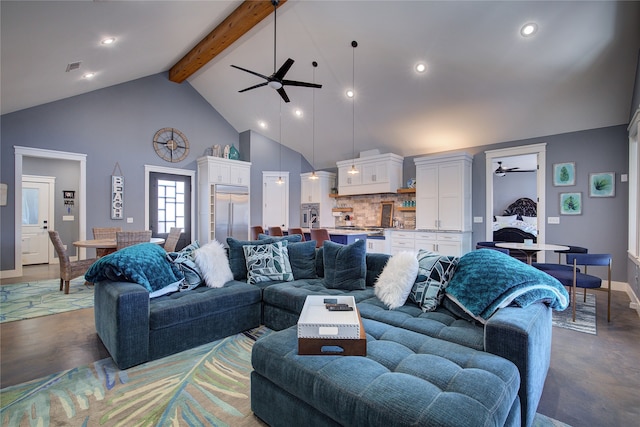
[214,185,249,245]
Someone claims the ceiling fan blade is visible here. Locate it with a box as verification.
[277,87,290,103]
[282,80,323,88]
[273,58,295,81]
[239,82,268,93]
[231,64,269,80]
[505,167,520,172]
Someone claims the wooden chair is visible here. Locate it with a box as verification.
[310,228,331,248]
[164,227,182,252]
[48,230,97,294]
[288,227,306,241]
[268,226,284,237]
[92,227,121,257]
[116,230,152,250]
[251,226,264,240]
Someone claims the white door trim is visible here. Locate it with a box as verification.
[5,146,87,279]
[485,143,547,261]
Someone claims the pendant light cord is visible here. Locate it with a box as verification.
[273,0,278,73]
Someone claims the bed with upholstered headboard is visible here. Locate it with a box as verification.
[493,197,538,243]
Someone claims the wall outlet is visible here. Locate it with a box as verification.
[127,217,133,223]
[621,174,628,182]
[548,216,560,224]
[473,216,483,223]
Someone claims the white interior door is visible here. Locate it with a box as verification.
[21,176,55,265]
[262,172,289,230]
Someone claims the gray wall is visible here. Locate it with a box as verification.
[1,72,239,270]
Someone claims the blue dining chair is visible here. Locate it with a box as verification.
[548,254,612,322]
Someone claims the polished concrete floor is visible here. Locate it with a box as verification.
[1,264,639,426]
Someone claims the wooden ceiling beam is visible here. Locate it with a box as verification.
[169,0,287,83]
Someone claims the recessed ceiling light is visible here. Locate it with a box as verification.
[82,72,95,79]
[101,37,116,45]
[346,89,354,98]
[294,109,303,117]
[258,121,267,129]
[520,23,538,37]
[415,63,427,73]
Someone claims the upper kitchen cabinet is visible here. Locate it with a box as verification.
[336,153,403,195]
[301,171,336,204]
[414,153,472,232]
[198,156,251,186]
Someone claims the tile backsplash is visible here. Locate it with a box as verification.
[333,193,416,229]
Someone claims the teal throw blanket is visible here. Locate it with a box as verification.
[446,250,569,323]
[85,243,183,292]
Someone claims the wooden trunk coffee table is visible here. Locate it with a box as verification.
[297,295,366,356]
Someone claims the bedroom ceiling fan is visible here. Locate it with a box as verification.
[230,0,322,103]
[494,161,535,176]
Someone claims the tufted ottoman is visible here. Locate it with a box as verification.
[251,318,521,427]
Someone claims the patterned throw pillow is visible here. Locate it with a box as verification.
[409,250,459,312]
[242,241,294,284]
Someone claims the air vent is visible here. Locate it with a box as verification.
[65,61,82,72]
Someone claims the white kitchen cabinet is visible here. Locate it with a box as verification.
[415,153,472,232]
[336,153,403,195]
[366,238,389,254]
[389,230,417,255]
[390,230,471,257]
[197,156,252,243]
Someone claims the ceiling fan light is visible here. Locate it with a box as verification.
[495,171,506,177]
[269,81,283,90]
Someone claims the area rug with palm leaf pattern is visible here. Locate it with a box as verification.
[0,277,93,323]
[0,326,571,427]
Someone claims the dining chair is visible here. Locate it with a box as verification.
[251,226,264,240]
[48,230,97,294]
[116,230,152,250]
[164,227,182,252]
[567,253,612,322]
[287,227,306,241]
[533,246,588,273]
[309,228,331,248]
[92,227,121,257]
[268,226,284,237]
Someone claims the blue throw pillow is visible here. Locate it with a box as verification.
[227,237,275,280]
[287,240,318,279]
[323,240,366,290]
[85,243,182,292]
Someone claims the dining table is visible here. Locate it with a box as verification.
[495,242,569,265]
[73,237,165,256]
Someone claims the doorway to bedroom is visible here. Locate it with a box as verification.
[485,143,547,262]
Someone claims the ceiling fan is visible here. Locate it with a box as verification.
[231,0,322,103]
[494,161,535,176]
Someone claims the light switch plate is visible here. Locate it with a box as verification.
[62,215,74,221]
[548,217,560,224]
[127,217,133,223]
[621,174,628,182]
[473,216,483,223]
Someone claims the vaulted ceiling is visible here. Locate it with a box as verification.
[2,1,639,169]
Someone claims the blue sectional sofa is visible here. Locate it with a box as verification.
[93,241,565,427]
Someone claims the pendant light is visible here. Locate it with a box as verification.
[348,40,359,175]
[309,61,319,180]
[277,99,284,185]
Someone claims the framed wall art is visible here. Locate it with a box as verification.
[553,162,575,186]
[560,192,582,215]
[589,172,615,197]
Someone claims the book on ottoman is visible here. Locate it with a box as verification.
[297,295,366,356]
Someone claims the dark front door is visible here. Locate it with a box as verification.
[149,172,191,251]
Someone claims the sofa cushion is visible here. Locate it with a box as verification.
[287,240,318,279]
[409,250,459,312]
[243,241,294,284]
[148,280,261,330]
[258,234,303,243]
[374,251,419,309]
[323,239,366,290]
[227,237,275,281]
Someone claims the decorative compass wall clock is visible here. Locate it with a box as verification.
[152,127,189,162]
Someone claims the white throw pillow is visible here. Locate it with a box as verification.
[494,214,517,224]
[522,215,537,226]
[194,241,233,288]
[374,251,419,310]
